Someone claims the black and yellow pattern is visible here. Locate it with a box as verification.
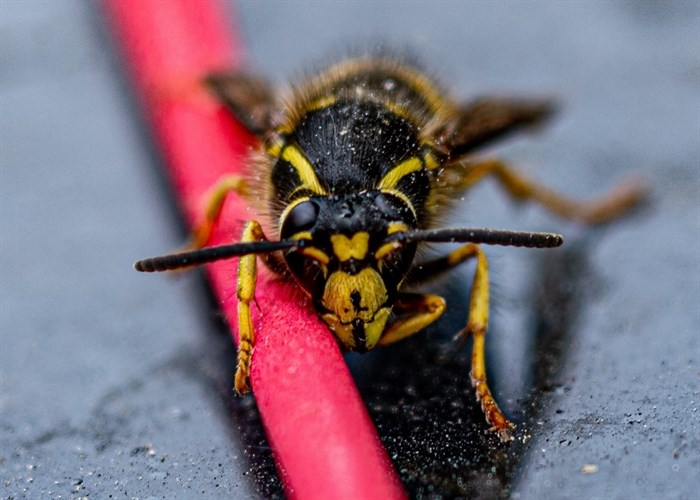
[135,55,646,441]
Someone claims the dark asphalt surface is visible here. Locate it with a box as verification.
[1,1,698,498]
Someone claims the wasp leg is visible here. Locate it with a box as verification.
[455,159,647,225]
[185,176,286,273]
[188,176,290,275]
[186,176,250,249]
[377,293,446,346]
[456,243,515,441]
[406,244,515,441]
[233,220,270,394]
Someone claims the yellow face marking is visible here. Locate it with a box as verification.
[323,306,391,351]
[286,225,330,265]
[375,223,409,262]
[282,144,327,196]
[330,232,370,262]
[291,231,313,241]
[321,313,356,348]
[320,268,392,350]
[300,247,330,265]
[374,242,401,261]
[321,268,388,324]
[377,156,423,191]
[387,222,409,235]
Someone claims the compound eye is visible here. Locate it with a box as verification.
[281,200,319,238]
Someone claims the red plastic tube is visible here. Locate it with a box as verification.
[104,1,405,498]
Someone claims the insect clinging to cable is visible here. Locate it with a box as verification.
[134,55,646,441]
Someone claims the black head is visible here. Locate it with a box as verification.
[280,190,417,352]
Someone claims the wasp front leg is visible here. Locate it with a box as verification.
[460,244,515,441]
[233,220,269,394]
[186,175,250,249]
[186,176,286,274]
[377,293,446,347]
[409,244,515,441]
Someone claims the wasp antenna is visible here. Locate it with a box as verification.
[134,240,298,272]
[387,228,563,249]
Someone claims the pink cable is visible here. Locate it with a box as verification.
[104,1,405,498]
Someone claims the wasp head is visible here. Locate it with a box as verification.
[280,191,417,352]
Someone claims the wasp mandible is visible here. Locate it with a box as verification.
[135,56,645,441]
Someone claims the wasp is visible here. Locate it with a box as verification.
[135,55,645,441]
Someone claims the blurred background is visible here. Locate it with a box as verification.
[1,1,698,498]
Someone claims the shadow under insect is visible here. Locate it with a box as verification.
[351,241,594,498]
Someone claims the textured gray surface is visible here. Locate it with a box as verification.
[1,1,699,498]
[0,1,255,498]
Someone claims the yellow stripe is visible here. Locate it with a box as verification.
[291,231,313,241]
[375,223,409,261]
[387,222,409,235]
[375,241,401,261]
[382,101,417,124]
[300,247,330,265]
[377,157,423,190]
[423,150,440,170]
[282,144,327,196]
[278,202,330,265]
[380,188,417,220]
[308,95,337,112]
[318,58,449,117]
[291,230,330,264]
[290,232,330,266]
[265,140,283,158]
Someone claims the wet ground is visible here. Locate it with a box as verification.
[1,1,698,498]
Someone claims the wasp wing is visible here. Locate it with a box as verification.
[205,71,278,136]
[438,97,557,158]
[428,96,557,205]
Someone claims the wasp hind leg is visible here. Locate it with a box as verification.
[455,159,647,225]
[409,243,515,441]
